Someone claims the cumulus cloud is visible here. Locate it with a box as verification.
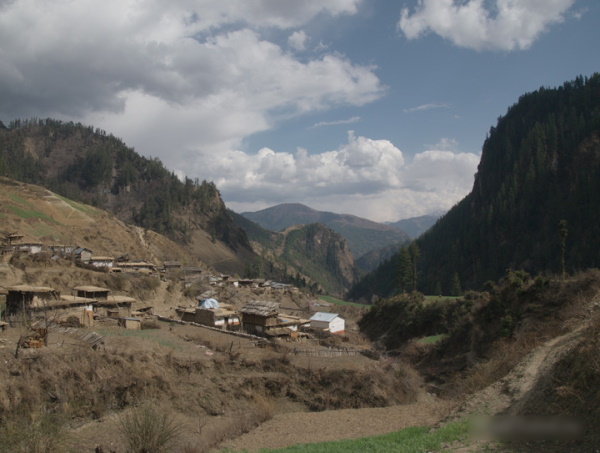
[0,0,380,152]
[288,30,309,51]
[205,132,479,221]
[398,0,576,51]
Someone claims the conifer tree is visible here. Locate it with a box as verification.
[396,246,412,293]
[449,272,462,297]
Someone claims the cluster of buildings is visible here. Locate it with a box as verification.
[178,298,345,338]
[1,232,345,338]
[2,232,158,273]
[0,284,140,328]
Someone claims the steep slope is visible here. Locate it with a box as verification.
[0,119,254,274]
[231,210,361,296]
[280,223,360,297]
[0,177,203,266]
[349,73,600,299]
[241,203,409,259]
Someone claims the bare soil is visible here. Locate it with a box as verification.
[220,393,453,452]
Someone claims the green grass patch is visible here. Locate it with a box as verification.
[55,194,99,215]
[7,206,60,223]
[318,295,368,308]
[8,193,27,205]
[255,420,469,453]
[417,334,449,345]
[30,224,62,239]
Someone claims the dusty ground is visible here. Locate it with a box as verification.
[220,393,453,452]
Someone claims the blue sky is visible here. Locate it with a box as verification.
[0,0,597,222]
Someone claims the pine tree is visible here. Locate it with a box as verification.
[449,272,462,297]
[559,219,568,279]
[396,246,412,293]
[409,242,420,291]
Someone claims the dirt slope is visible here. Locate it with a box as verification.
[0,177,202,265]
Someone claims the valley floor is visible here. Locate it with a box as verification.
[220,393,453,451]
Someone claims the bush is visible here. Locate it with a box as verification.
[0,412,68,453]
[118,403,182,453]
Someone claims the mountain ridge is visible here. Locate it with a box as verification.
[241,203,409,259]
[348,73,600,299]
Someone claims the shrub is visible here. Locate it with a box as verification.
[0,412,68,453]
[118,403,182,453]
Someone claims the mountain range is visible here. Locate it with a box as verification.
[241,203,410,259]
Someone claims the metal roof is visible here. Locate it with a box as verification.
[309,312,340,323]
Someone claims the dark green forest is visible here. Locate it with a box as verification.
[0,118,249,250]
[349,74,600,299]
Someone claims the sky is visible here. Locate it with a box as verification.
[1,0,598,222]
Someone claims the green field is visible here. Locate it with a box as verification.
[7,205,59,223]
[318,295,369,308]
[258,420,470,452]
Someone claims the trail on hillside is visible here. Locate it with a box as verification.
[450,324,588,420]
[220,316,592,452]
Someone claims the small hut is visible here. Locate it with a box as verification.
[96,295,135,317]
[6,285,60,315]
[74,286,110,300]
[239,301,280,336]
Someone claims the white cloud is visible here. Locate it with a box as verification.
[288,30,309,51]
[0,0,382,163]
[205,132,479,222]
[311,116,361,128]
[403,102,450,113]
[398,0,576,51]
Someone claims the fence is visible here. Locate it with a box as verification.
[291,347,364,357]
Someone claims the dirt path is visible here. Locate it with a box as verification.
[451,325,588,419]
[219,393,454,452]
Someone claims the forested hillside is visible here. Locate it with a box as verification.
[349,74,600,299]
[231,210,360,296]
[0,119,253,273]
[242,203,409,259]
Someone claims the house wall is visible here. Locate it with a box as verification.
[311,320,330,330]
[329,317,345,334]
[76,290,109,300]
[78,251,92,262]
[311,317,345,334]
[6,292,56,314]
[241,313,277,327]
[195,309,216,326]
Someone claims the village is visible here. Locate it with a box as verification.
[1,229,423,452]
[0,231,354,351]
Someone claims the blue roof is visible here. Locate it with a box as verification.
[310,312,340,323]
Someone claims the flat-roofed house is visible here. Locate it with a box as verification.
[193,298,240,329]
[239,301,308,337]
[74,286,110,300]
[89,256,114,269]
[14,241,44,254]
[6,285,60,315]
[119,261,156,273]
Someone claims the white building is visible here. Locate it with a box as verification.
[309,312,345,335]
